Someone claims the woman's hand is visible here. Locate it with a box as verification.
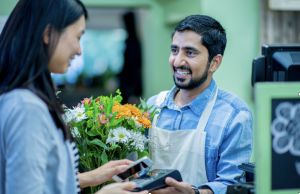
[95,182,148,194]
[78,159,133,188]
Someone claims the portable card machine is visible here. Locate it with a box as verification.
[132,169,182,192]
[112,157,182,192]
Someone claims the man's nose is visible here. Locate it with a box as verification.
[173,52,186,67]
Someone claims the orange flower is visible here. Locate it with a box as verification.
[112,103,130,118]
[112,103,151,128]
[112,103,152,128]
[142,112,150,119]
[124,104,142,117]
[138,116,152,128]
[112,103,142,119]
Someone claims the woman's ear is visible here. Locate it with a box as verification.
[43,25,51,45]
[209,54,223,73]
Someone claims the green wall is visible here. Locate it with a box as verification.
[0,0,17,15]
[200,0,259,110]
[0,0,260,109]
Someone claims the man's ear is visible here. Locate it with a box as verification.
[43,25,51,45]
[209,54,223,73]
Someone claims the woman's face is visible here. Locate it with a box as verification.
[48,15,86,74]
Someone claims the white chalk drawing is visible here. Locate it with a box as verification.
[271,102,300,176]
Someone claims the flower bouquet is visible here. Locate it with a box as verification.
[63,90,155,192]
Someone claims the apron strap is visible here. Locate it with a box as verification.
[152,91,169,126]
[155,90,169,106]
[196,88,218,130]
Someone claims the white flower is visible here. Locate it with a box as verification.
[106,133,115,144]
[71,127,81,138]
[106,127,131,144]
[129,131,148,151]
[71,104,87,122]
[63,110,74,123]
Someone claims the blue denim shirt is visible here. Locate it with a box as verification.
[147,80,253,194]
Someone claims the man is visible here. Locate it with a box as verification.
[147,15,252,194]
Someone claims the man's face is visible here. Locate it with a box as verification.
[169,30,211,90]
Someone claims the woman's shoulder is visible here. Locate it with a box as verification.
[0,89,56,142]
[0,89,47,110]
[0,89,51,125]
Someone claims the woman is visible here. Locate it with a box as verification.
[0,0,147,194]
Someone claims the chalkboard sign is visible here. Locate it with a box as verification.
[271,99,300,190]
[255,82,300,194]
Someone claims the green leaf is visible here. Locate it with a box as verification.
[138,150,149,158]
[86,120,93,128]
[127,119,136,129]
[86,110,93,117]
[86,129,99,137]
[101,150,108,163]
[139,98,147,109]
[89,139,108,150]
[114,89,123,103]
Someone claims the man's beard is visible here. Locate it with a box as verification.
[173,63,210,90]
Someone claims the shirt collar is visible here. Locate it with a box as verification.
[161,80,217,115]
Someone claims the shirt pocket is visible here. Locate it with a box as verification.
[206,147,218,181]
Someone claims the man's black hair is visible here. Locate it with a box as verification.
[172,15,227,62]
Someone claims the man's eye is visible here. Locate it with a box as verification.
[171,48,178,54]
[186,50,195,56]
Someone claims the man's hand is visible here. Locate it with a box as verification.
[151,177,213,194]
[151,177,195,194]
[95,182,148,194]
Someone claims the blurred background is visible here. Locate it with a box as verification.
[0,0,299,109]
[0,0,245,107]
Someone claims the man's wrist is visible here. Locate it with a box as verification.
[191,185,200,194]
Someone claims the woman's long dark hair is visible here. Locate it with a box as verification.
[0,0,88,140]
